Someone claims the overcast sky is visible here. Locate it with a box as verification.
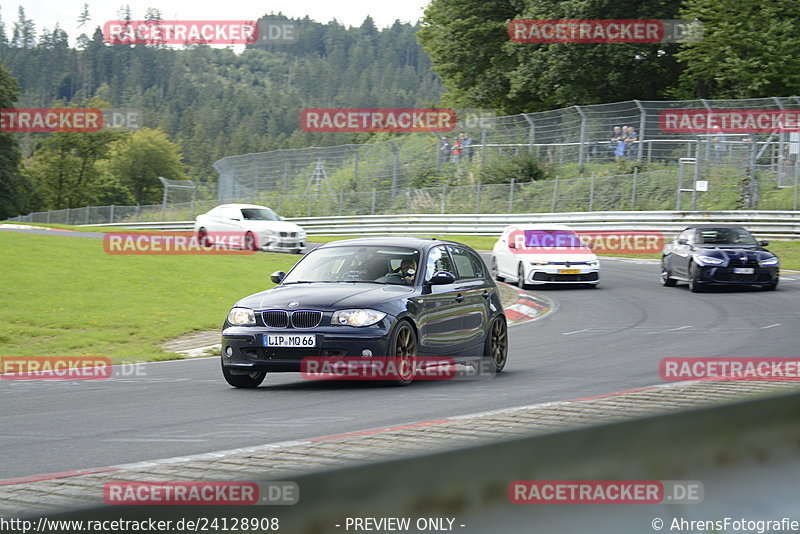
[5,0,430,46]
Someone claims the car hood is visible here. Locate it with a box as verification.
[693,247,776,262]
[242,220,304,233]
[523,251,597,263]
[236,283,414,310]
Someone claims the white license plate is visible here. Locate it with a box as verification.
[733,268,754,274]
[264,334,316,348]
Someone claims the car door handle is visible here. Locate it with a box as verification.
[454,294,464,303]
[482,290,490,299]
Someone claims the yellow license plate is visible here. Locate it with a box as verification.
[559,269,581,274]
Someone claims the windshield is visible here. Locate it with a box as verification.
[696,228,758,246]
[241,208,280,221]
[283,246,421,285]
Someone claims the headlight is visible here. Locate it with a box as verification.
[529,260,550,265]
[760,256,779,266]
[331,309,387,327]
[227,307,256,326]
[695,255,725,266]
[297,229,307,237]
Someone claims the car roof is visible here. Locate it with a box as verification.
[316,236,466,251]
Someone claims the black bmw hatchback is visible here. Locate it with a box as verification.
[221,237,508,387]
[660,224,780,292]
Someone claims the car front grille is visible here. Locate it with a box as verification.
[727,258,759,268]
[532,272,599,282]
[262,310,289,328]
[279,231,297,238]
[261,310,322,328]
[291,311,322,329]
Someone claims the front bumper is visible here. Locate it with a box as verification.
[221,322,394,373]
[259,238,306,253]
[697,265,779,285]
[527,265,600,284]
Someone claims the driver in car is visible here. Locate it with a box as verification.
[377,259,417,284]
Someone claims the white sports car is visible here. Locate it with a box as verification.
[490,224,600,288]
[194,204,307,253]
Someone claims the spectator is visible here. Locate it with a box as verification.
[439,136,451,163]
[623,125,638,157]
[710,127,727,163]
[609,126,622,159]
[461,132,474,161]
[452,137,463,163]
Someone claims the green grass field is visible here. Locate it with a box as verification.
[0,231,300,363]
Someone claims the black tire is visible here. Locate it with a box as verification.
[385,321,417,386]
[244,231,258,252]
[660,260,677,287]
[483,315,508,373]
[491,257,504,282]
[221,360,266,388]
[517,263,528,290]
[688,262,704,293]
[197,228,211,247]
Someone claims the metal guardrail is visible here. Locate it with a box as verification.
[83,210,800,240]
[39,388,800,532]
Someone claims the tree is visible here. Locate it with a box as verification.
[11,7,35,48]
[25,128,127,209]
[672,0,800,98]
[106,128,189,204]
[0,65,27,218]
[418,0,684,113]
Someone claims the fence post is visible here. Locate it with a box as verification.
[588,173,595,211]
[476,180,482,213]
[551,175,559,212]
[523,114,535,154]
[406,189,411,214]
[339,191,344,215]
[634,100,646,162]
[135,205,140,222]
[575,105,586,172]
[632,167,639,209]
[371,189,377,215]
[508,178,515,213]
[85,207,90,225]
[480,127,487,160]
[309,193,314,217]
[66,207,71,225]
[46,210,51,224]
[441,183,447,214]
[110,204,115,224]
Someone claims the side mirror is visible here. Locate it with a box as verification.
[279,216,286,221]
[270,271,286,284]
[759,240,769,246]
[428,271,456,285]
[508,242,516,249]
[677,238,688,245]
[586,242,594,250]
[229,217,241,221]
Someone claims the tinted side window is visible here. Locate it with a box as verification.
[448,246,484,280]
[425,246,455,281]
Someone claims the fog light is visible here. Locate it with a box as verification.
[225,346,233,357]
[361,349,373,358]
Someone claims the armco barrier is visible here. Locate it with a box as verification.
[36,388,800,532]
[82,210,800,240]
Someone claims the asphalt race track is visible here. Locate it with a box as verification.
[2,250,798,479]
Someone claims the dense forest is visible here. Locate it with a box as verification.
[0,8,443,217]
